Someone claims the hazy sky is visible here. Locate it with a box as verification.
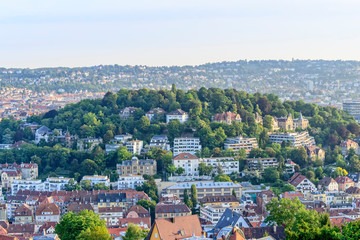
[1,0,360,68]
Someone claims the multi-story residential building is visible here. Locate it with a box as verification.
[246,158,278,171]
[212,112,241,125]
[19,163,38,180]
[343,101,360,121]
[284,160,297,174]
[288,173,317,193]
[117,157,157,176]
[199,157,239,174]
[305,146,325,161]
[123,205,151,229]
[146,108,166,122]
[11,179,44,195]
[335,176,355,191]
[126,140,143,155]
[326,192,351,205]
[173,153,199,176]
[318,177,339,191]
[67,202,94,214]
[98,207,124,226]
[280,191,304,200]
[200,204,243,225]
[34,126,52,144]
[224,136,258,154]
[0,204,7,221]
[166,109,189,123]
[155,203,191,219]
[119,107,136,120]
[305,191,326,203]
[199,195,239,207]
[149,135,170,151]
[1,170,22,190]
[77,137,102,152]
[105,143,122,153]
[163,181,242,201]
[276,113,308,131]
[14,204,33,223]
[347,173,360,188]
[268,132,315,147]
[81,175,110,187]
[97,193,127,210]
[118,175,145,190]
[173,137,201,156]
[112,134,133,144]
[44,177,73,191]
[6,196,27,219]
[35,202,60,223]
[340,140,359,156]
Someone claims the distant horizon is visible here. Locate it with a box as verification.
[2,58,360,69]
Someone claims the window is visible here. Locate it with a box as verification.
[155,233,158,238]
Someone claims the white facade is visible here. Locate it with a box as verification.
[149,135,170,151]
[199,157,239,174]
[35,213,60,223]
[166,109,189,124]
[82,175,110,187]
[118,175,145,189]
[105,144,122,153]
[126,140,143,155]
[173,153,200,176]
[200,204,243,225]
[269,132,315,148]
[99,209,124,226]
[44,177,73,192]
[224,136,258,154]
[11,179,44,195]
[173,137,201,156]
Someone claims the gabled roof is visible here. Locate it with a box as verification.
[345,186,360,194]
[146,108,166,115]
[214,209,242,232]
[318,177,336,187]
[35,203,60,216]
[167,109,187,116]
[173,153,199,161]
[288,173,310,187]
[155,203,191,214]
[7,223,35,234]
[335,176,354,184]
[200,195,238,204]
[126,205,149,217]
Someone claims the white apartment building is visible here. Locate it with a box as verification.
[173,137,201,156]
[200,204,243,225]
[173,153,200,176]
[126,140,143,155]
[99,207,124,226]
[44,177,73,192]
[105,144,122,153]
[166,109,189,123]
[11,179,44,195]
[149,135,170,151]
[81,175,110,187]
[268,132,315,148]
[246,158,278,171]
[112,134,133,144]
[343,101,360,121]
[118,175,145,189]
[199,157,239,174]
[224,136,258,154]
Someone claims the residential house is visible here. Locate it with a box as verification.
[148,215,202,240]
[126,140,143,155]
[288,173,317,193]
[305,146,325,161]
[347,173,360,188]
[77,137,102,152]
[224,136,258,154]
[280,191,304,200]
[173,153,199,176]
[345,186,360,198]
[246,158,278,172]
[284,160,297,174]
[276,113,308,131]
[166,109,189,123]
[212,112,241,125]
[213,208,250,233]
[0,204,7,221]
[67,202,94,214]
[19,163,38,179]
[112,134,133,144]
[149,135,170,151]
[1,170,21,190]
[6,196,27,219]
[123,205,151,229]
[119,107,136,120]
[118,175,145,190]
[99,207,124,226]
[199,157,239,175]
[146,108,166,122]
[14,204,33,223]
[116,157,157,176]
[318,177,338,191]
[35,126,52,144]
[335,176,354,191]
[7,223,35,236]
[81,175,110,187]
[35,202,60,223]
[340,140,360,156]
[97,193,127,210]
[173,137,201,156]
[155,203,191,219]
[200,204,243,226]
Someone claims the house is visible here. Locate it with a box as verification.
[105,143,122,153]
[118,175,145,189]
[7,223,35,235]
[173,153,199,176]
[112,134,133,144]
[119,107,136,119]
[146,108,166,122]
[97,193,127,210]
[19,163,38,179]
[318,177,338,191]
[212,112,241,125]
[254,112,263,125]
[67,202,94,214]
[242,226,286,240]
[98,207,124,226]
[305,146,325,161]
[166,109,189,124]
[335,176,354,191]
[6,196,27,220]
[345,186,360,198]
[173,137,201,156]
[126,140,143,155]
[199,157,239,175]
[35,126,52,144]
[14,204,33,223]
[77,137,102,152]
[155,203,191,219]
[148,215,202,240]
[35,202,60,223]
[213,208,249,233]
[0,204,7,221]
[38,222,58,235]
[200,204,243,226]
[123,205,151,228]
[347,173,360,188]
[149,135,170,151]
[116,157,157,176]
[340,140,360,156]
[276,113,308,131]
[1,170,21,190]
[224,136,258,154]
[81,175,110,187]
[288,173,316,193]
[284,160,297,174]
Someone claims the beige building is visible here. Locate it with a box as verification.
[20,163,38,180]
[14,204,33,223]
[212,112,241,125]
[305,146,325,161]
[126,140,143,155]
[318,177,338,191]
[1,170,22,190]
[276,113,309,131]
[155,203,191,219]
[335,176,354,191]
[117,157,157,176]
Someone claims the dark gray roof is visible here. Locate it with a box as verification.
[121,158,156,166]
[151,135,168,140]
[348,172,360,183]
[214,208,242,232]
[97,193,127,203]
[36,126,51,135]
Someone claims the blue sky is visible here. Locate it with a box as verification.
[1,0,360,68]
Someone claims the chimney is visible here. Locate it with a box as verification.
[273,225,277,233]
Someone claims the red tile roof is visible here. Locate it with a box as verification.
[173,153,198,161]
